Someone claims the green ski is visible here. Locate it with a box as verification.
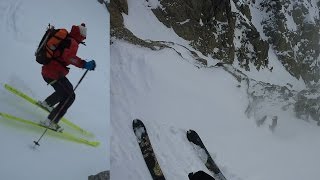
[0,112,100,147]
[4,84,94,137]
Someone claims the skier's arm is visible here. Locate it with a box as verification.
[61,39,86,68]
[66,54,86,68]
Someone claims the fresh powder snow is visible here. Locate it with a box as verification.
[111,0,320,180]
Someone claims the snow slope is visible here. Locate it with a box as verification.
[111,0,320,180]
[0,0,109,180]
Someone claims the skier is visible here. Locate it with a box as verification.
[38,23,96,131]
[188,170,215,180]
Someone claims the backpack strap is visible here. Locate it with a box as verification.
[45,30,71,70]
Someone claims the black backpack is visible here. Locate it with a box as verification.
[35,24,70,65]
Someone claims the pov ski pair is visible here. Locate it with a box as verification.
[0,84,99,147]
[132,119,226,180]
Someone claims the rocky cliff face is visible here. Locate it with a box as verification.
[151,0,320,83]
[152,0,236,62]
[259,0,320,85]
[152,0,270,71]
[110,0,320,85]
[108,0,169,50]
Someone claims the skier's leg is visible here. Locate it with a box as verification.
[191,171,215,180]
[48,77,75,123]
[43,77,61,107]
[52,93,75,123]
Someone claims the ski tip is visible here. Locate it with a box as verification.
[132,119,143,127]
[186,129,198,141]
[132,119,147,132]
[133,119,142,123]
[187,129,195,134]
[90,141,100,147]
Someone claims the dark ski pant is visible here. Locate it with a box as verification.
[188,171,215,180]
[43,76,75,123]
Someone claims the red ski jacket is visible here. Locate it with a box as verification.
[42,25,86,80]
[41,38,85,80]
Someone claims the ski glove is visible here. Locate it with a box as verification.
[84,60,96,71]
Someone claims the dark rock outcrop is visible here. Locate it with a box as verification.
[152,0,235,62]
[151,0,269,70]
[88,170,110,180]
[108,0,169,50]
[295,85,320,124]
[260,0,320,85]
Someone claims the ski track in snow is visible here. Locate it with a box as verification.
[1,0,22,40]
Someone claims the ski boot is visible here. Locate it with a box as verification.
[40,118,63,132]
[37,100,53,112]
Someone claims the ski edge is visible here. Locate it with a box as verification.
[0,112,100,147]
[4,84,95,138]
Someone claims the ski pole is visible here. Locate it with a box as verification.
[33,70,89,147]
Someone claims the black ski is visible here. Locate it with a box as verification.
[132,119,166,180]
[187,129,227,180]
